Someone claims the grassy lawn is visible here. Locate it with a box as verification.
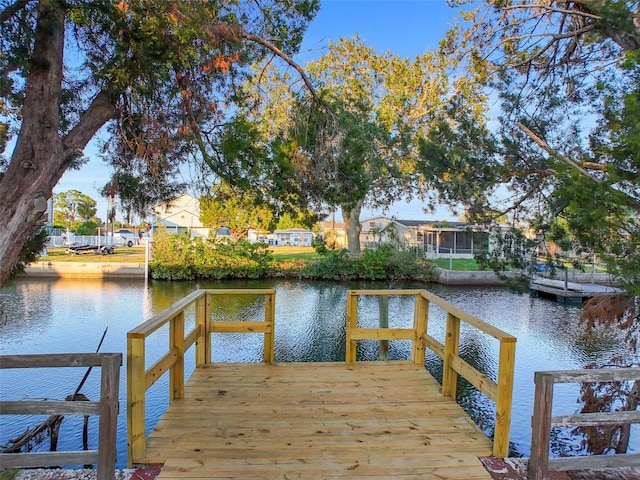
[270,246,321,261]
[430,258,483,271]
[39,246,146,263]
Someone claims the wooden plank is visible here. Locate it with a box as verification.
[209,321,272,333]
[128,290,204,338]
[146,362,493,479]
[0,400,100,416]
[449,355,498,401]
[442,313,460,398]
[542,367,640,384]
[0,353,109,369]
[528,372,554,480]
[423,334,444,358]
[548,453,640,471]
[349,327,415,341]
[127,336,146,466]
[419,290,516,342]
[145,349,178,390]
[494,339,516,458]
[170,311,185,402]
[0,451,99,469]
[97,353,120,480]
[552,410,640,428]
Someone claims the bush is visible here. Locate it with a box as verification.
[150,232,274,280]
[150,230,435,282]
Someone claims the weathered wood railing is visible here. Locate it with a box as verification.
[126,288,275,466]
[529,368,640,480]
[346,289,516,458]
[0,353,122,480]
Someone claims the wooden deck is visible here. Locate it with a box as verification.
[144,361,493,479]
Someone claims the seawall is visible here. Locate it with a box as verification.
[22,261,147,279]
[20,262,620,286]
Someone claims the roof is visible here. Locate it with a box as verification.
[393,219,468,229]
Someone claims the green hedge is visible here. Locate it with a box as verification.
[150,231,436,282]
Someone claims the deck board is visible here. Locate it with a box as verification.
[146,361,493,479]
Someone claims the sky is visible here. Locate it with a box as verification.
[54,0,465,223]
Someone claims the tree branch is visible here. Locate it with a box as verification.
[61,91,116,167]
[516,122,601,183]
[242,31,321,106]
[0,0,31,23]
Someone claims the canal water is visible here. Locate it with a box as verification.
[0,277,637,467]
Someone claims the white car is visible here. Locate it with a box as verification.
[112,229,138,247]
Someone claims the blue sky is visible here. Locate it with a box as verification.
[55,0,463,223]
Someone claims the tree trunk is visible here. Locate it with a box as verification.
[0,1,115,288]
[341,201,363,255]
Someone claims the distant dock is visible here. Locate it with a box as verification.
[530,277,625,303]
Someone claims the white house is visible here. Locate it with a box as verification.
[150,194,210,238]
[272,228,314,246]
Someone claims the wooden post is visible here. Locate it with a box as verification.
[263,292,275,364]
[529,372,555,480]
[127,335,146,466]
[169,312,185,402]
[346,291,358,363]
[442,312,460,398]
[195,293,207,366]
[97,353,121,480]
[494,339,516,457]
[378,295,389,361]
[205,293,212,364]
[412,294,428,365]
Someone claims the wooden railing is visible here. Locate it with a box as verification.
[346,289,517,458]
[126,288,275,466]
[0,353,122,480]
[529,368,640,480]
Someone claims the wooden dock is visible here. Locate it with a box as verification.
[144,361,494,479]
[530,277,624,303]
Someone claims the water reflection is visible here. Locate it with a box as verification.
[0,277,636,466]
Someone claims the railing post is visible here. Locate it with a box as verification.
[127,335,146,466]
[97,353,121,480]
[493,339,516,457]
[263,292,275,364]
[169,311,185,402]
[346,291,358,363]
[205,292,212,364]
[195,293,208,366]
[378,295,389,361]
[529,372,554,480]
[412,293,428,365]
[442,312,460,398]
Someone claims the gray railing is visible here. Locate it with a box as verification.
[529,367,640,479]
[0,353,122,480]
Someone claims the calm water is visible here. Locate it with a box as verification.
[0,277,637,467]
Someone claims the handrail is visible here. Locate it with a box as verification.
[529,368,640,480]
[0,353,122,480]
[346,289,516,458]
[126,288,275,466]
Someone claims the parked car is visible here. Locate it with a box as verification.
[111,229,137,247]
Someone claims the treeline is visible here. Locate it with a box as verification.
[150,231,435,282]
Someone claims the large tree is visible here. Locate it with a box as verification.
[245,36,486,254]
[0,0,318,288]
[54,189,97,226]
[426,1,640,291]
[200,181,273,242]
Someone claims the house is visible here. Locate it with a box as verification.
[318,221,347,248]
[359,216,394,248]
[371,217,494,259]
[150,194,210,238]
[272,228,314,246]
